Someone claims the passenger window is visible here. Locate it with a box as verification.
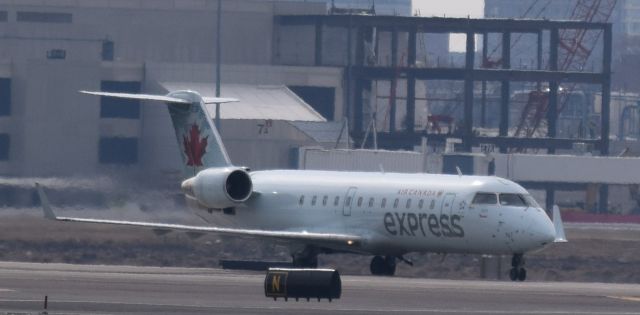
[357,197,363,207]
[429,200,435,209]
[499,193,527,207]
[472,193,497,205]
[334,196,340,206]
[393,198,399,209]
[418,199,424,209]
[322,195,328,206]
[345,196,351,206]
[368,197,374,207]
[406,199,411,209]
[299,195,304,205]
[381,198,387,208]
[311,195,317,206]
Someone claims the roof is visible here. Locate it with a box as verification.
[290,121,349,144]
[159,82,327,122]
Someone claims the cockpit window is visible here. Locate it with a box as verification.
[523,195,541,208]
[472,193,497,205]
[499,193,527,207]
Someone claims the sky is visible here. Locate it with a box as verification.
[412,0,485,51]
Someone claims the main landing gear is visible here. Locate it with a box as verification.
[370,255,397,276]
[292,246,318,268]
[509,253,527,282]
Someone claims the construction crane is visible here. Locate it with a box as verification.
[513,0,617,139]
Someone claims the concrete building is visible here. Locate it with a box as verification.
[263,0,412,16]
[0,0,353,178]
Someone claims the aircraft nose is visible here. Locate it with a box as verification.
[535,214,556,246]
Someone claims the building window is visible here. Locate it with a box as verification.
[0,134,9,160]
[0,11,7,22]
[99,137,138,165]
[0,79,10,116]
[100,81,141,119]
[102,40,114,61]
[17,11,72,23]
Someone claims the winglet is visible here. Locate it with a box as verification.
[552,205,567,243]
[36,183,57,220]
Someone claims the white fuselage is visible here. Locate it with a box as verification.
[204,170,556,256]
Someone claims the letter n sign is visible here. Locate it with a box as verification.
[265,271,287,298]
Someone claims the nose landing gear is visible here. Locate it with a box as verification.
[370,255,397,276]
[509,253,527,281]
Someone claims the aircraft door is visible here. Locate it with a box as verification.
[342,187,357,216]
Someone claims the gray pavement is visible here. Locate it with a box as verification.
[0,262,639,315]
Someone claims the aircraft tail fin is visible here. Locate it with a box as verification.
[80,90,238,177]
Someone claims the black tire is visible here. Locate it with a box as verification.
[293,254,318,268]
[509,268,518,281]
[384,256,397,276]
[517,268,527,282]
[370,256,386,275]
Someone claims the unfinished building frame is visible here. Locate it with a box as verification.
[276,15,612,156]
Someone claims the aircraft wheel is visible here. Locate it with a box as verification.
[384,256,397,276]
[370,256,396,276]
[292,247,318,268]
[509,268,518,281]
[370,256,386,275]
[517,268,527,282]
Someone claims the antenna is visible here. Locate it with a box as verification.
[455,166,463,177]
[215,0,222,132]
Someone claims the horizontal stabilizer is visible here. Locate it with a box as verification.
[80,91,191,104]
[202,97,239,104]
[80,91,239,105]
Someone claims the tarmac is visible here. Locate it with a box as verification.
[0,261,639,315]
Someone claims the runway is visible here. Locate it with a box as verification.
[0,262,639,315]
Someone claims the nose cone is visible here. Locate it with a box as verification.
[534,214,556,246]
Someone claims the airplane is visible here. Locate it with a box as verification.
[36,89,567,282]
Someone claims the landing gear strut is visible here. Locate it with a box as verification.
[292,246,318,268]
[509,254,527,282]
[370,255,396,276]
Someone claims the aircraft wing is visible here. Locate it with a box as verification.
[36,183,362,248]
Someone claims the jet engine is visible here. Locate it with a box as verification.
[181,167,253,209]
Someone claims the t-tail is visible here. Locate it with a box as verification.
[80,90,238,177]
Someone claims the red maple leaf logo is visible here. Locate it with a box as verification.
[183,124,208,166]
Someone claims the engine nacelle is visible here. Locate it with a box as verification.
[181,167,253,209]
